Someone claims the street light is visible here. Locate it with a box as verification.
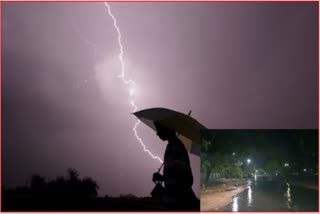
[247,159,251,164]
[284,163,289,167]
[232,152,236,156]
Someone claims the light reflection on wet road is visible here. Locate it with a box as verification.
[224,177,318,211]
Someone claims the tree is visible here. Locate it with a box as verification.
[81,177,99,198]
[30,174,47,196]
[264,159,281,175]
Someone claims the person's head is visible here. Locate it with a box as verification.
[154,122,176,141]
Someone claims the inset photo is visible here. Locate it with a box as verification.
[201,129,318,211]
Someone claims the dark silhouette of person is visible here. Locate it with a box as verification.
[152,121,199,210]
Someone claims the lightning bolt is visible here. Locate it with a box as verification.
[104,2,163,164]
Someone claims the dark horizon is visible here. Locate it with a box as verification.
[2,2,318,198]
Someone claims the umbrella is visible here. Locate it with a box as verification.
[132,107,207,156]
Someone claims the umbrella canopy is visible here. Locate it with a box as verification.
[132,108,207,156]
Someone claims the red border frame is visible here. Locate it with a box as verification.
[0,0,318,212]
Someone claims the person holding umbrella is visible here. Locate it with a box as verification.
[133,107,204,210]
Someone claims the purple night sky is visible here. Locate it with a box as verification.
[2,2,318,197]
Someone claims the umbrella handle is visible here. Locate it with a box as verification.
[157,163,164,173]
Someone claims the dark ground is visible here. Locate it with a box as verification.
[2,192,168,211]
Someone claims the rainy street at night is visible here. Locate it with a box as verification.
[201,130,318,212]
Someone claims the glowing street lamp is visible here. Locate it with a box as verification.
[284,163,289,167]
[247,159,251,164]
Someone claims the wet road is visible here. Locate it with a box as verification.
[224,177,318,211]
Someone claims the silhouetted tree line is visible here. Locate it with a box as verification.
[2,168,168,211]
[2,168,99,210]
